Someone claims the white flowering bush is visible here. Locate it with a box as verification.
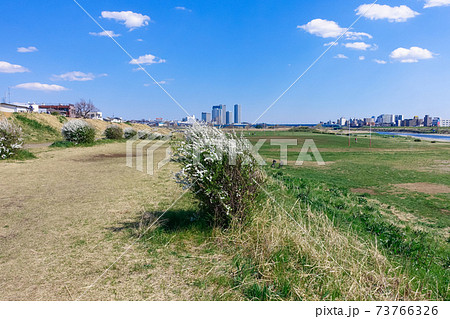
[124,127,137,139]
[173,124,265,227]
[61,119,95,144]
[0,118,23,159]
[137,130,150,139]
[137,130,164,140]
[104,124,123,139]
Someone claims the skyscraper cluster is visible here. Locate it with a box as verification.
[202,104,241,125]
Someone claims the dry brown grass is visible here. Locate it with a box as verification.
[218,183,422,300]
[8,112,170,140]
[0,142,222,300]
[394,182,450,194]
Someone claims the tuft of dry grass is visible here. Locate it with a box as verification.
[217,181,422,300]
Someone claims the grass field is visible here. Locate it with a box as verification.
[243,130,450,299]
[1,131,448,300]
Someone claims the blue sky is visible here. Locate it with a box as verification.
[1,0,449,123]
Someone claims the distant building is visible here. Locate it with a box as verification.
[441,119,450,127]
[212,105,225,124]
[222,105,227,124]
[394,115,404,126]
[39,104,75,117]
[338,117,347,126]
[424,115,432,127]
[201,112,211,123]
[0,102,32,113]
[432,117,440,127]
[377,114,393,125]
[87,111,103,120]
[234,104,241,124]
[226,111,232,125]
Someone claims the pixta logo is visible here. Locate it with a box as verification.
[126,136,171,175]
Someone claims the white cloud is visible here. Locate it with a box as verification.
[14,82,68,91]
[355,4,419,22]
[359,56,366,60]
[0,61,29,73]
[424,0,450,8]
[137,39,143,42]
[345,31,373,40]
[334,54,349,59]
[374,59,387,64]
[343,42,375,50]
[17,46,38,53]
[324,41,338,47]
[144,80,167,86]
[101,11,150,30]
[89,30,121,37]
[175,6,192,12]
[51,71,107,81]
[130,54,166,65]
[297,19,372,39]
[390,46,435,63]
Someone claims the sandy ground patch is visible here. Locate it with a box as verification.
[394,183,450,194]
[350,188,377,195]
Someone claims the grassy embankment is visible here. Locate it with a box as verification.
[121,130,448,300]
[1,126,448,300]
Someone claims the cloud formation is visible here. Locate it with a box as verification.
[424,0,450,8]
[334,54,349,59]
[298,19,372,39]
[51,71,107,81]
[14,82,68,91]
[89,30,121,37]
[343,42,376,50]
[129,54,166,65]
[17,46,38,53]
[101,11,150,30]
[0,61,29,73]
[175,6,192,12]
[390,46,435,63]
[355,4,419,22]
[374,59,387,64]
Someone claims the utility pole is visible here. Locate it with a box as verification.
[8,87,11,103]
[348,121,350,147]
[369,122,372,148]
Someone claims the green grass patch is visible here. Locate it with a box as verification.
[5,149,36,161]
[50,138,124,148]
[13,114,61,143]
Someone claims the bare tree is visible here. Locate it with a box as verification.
[74,99,98,118]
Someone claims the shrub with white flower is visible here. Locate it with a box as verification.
[124,127,137,139]
[104,124,123,140]
[0,118,23,160]
[61,119,96,144]
[173,124,265,227]
[137,130,150,139]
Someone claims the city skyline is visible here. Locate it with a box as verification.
[1,1,450,122]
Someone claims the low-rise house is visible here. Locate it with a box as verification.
[39,104,75,117]
[86,111,103,120]
[0,102,37,113]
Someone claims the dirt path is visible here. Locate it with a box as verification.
[23,142,53,149]
[0,143,211,300]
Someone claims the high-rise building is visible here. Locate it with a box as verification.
[424,115,432,127]
[212,105,223,124]
[201,112,211,123]
[226,111,232,125]
[234,104,241,124]
[222,105,226,125]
